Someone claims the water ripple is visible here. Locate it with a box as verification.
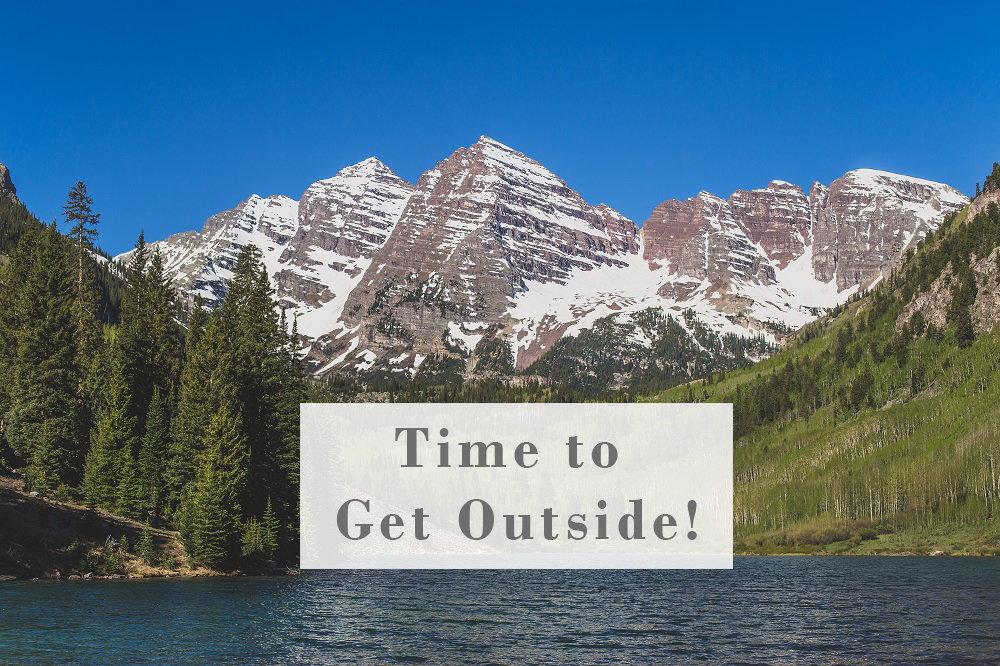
[1,557,999,663]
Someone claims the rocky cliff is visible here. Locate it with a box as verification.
[642,171,966,322]
[813,170,966,290]
[0,163,17,201]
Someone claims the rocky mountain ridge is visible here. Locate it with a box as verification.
[115,138,967,377]
[0,163,18,201]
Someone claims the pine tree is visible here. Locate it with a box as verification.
[241,517,266,557]
[262,496,279,558]
[61,182,101,367]
[167,303,231,509]
[146,247,181,392]
[192,477,234,568]
[219,248,285,518]
[138,388,170,513]
[209,245,303,532]
[120,232,154,426]
[30,423,65,492]
[181,407,248,568]
[120,236,181,433]
[3,225,85,490]
[116,445,144,519]
[954,307,975,348]
[274,314,306,554]
[83,339,137,509]
[138,521,155,565]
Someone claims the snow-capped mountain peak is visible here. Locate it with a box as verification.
[119,139,967,378]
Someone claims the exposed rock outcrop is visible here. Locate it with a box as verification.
[0,163,17,200]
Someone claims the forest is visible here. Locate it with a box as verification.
[653,183,1000,554]
[0,183,304,570]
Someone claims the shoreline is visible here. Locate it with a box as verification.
[0,569,298,583]
[4,553,994,583]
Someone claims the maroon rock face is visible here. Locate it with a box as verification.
[641,192,775,302]
[811,170,966,290]
[643,170,966,304]
[729,181,811,269]
[337,137,639,359]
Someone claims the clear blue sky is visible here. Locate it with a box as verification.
[2,1,998,255]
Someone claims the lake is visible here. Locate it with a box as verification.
[2,557,998,663]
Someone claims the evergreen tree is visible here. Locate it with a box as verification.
[984,162,1000,194]
[120,232,154,426]
[262,496,279,558]
[146,247,182,391]
[274,314,306,553]
[167,301,230,509]
[241,517,266,557]
[120,236,181,432]
[83,340,137,508]
[849,365,874,411]
[0,189,44,254]
[954,307,975,348]
[181,407,248,568]
[30,423,65,492]
[217,245,303,533]
[3,225,84,490]
[138,388,170,513]
[61,182,101,366]
[218,248,286,518]
[138,521,155,565]
[116,445,144,519]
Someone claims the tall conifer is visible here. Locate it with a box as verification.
[181,407,247,568]
[116,445,144,519]
[83,339,137,508]
[61,182,100,370]
[139,387,170,513]
[167,302,230,509]
[4,225,83,490]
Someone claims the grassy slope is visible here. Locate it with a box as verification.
[0,475,195,580]
[647,204,1000,555]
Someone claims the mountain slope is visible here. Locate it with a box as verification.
[651,189,1000,554]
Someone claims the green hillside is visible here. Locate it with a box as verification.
[651,189,1000,555]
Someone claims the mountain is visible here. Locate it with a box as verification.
[121,138,966,381]
[0,163,16,201]
[126,158,414,346]
[332,137,640,375]
[652,186,1000,554]
[1,163,40,261]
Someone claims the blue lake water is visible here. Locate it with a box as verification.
[2,557,999,664]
